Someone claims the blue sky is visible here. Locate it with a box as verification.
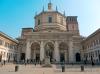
[0,0,100,38]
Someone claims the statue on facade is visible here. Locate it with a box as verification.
[42,44,52,67]
[45,44,50,57]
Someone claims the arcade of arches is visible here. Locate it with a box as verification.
[25,40,81,63]
[18,2,82,64]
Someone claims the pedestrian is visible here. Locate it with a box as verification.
[35,62,36,66]
[25,60,27,66]
[4,60,6,65]
[40,61,41,65]
[92,61,94,66]
[34,60,36,66]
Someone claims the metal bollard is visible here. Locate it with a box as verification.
[15,65,19,72]
[62,65,65,72]
[81,65,84,72]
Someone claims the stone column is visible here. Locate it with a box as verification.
[33,50,35,60]
[54,41,60,62]
[26,40,31,60]
[65,50,67,62]
[40,41,44,61]
[69,40,74,63]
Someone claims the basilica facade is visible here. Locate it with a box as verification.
[17,2,83,63]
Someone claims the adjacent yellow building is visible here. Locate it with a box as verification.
[82,28,100,64]
[0,31,18,62]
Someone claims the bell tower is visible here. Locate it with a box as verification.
[66,16,79,35]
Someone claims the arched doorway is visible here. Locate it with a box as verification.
[59,42,68,62]
[20,53,25,61]
[31,42,40,63]
[76,53,81,62]
[44,42,54,62]
[98,54,100,62]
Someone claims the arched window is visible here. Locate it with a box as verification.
[48,17,52,23]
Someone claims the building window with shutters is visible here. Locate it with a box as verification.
[0,40,3,45]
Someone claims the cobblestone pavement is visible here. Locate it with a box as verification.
[0,64,100,74]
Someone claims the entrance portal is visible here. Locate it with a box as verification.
[76,53,81,62]
[21,53,25,60]
[59,42,68,63]
[99,54,100,62]
[49,51,53,62]
[31,42,40,62]
[36,53,40,62]
[60,53,65,62]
